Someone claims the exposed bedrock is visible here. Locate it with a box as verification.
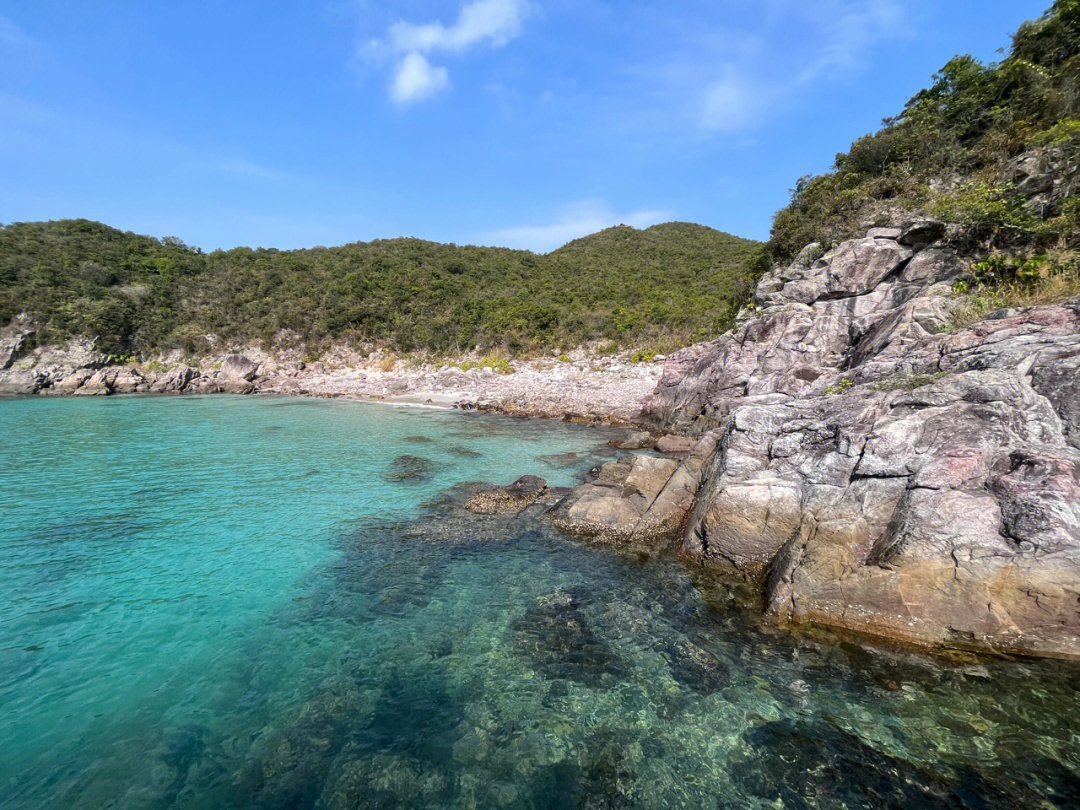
[555,223,1080,657]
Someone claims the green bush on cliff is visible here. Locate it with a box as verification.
[769,0,1080,262]
[0,219,760,357]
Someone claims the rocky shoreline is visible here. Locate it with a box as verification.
[0,334,661,426]
[463,221,1080,660]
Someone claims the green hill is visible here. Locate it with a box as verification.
[769,0,1079,271]
[0,218,761,356]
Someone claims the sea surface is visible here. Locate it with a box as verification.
[2,395,1079,810]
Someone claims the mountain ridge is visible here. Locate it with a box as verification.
[0,217,761,357]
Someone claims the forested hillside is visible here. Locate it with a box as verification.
[0,219,760,356]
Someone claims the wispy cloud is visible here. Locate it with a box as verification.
[699,67,778,133]
[671,0,916,135]
[0,13,37,51]
[360,0,531,105]
[480,199,674,253]
[796,0,908,82]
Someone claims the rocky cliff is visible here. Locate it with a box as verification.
[556,222,1080,658]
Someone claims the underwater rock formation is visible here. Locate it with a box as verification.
[507,589,628,687]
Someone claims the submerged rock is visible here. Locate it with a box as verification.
[465,475,548,514]
[732,719,955,809]
[507,589,628,687]
[662,638,730,693]
[236,679,367,810]
[536,451,580,468]
[385,454,436,483]
[575,728,640,809]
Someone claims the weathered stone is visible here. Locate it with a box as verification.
[613,430,654,450]
[0,319,34,370]
[897,219,946,247]
[644,224,1080,657]
[465,475,548,514]
[655,434,695,454]
[221,353,258,381]
[73,367,118,396]
[150,365,196,393]
[110,367,146,393]
[0,369,42,395]
[50,368,94,394]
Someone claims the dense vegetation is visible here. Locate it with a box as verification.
[0,220,761,356]
[770,0,1080,271]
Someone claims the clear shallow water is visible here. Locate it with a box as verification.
[1,396,1079,809]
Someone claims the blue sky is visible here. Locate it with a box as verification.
[1,1,1051,252]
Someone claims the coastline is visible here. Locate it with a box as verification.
[0,339,662,427]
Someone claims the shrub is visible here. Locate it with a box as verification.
[823,378,853,395]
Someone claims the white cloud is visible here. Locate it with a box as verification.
[361,0,531,105]
[700,67,775,133]
[388,0,528,54]
[480,199,674,253]
[390,52,450,105]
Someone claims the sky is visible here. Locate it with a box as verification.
[0,0,1053,253]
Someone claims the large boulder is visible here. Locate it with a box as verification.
[221,353,258,382]
[550,434,719,547]
[0,369,43,395]
[150,365,197,393]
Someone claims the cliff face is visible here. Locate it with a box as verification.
[641,223,1080,657]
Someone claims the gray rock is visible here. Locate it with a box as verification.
[641,227,1080,657]
[221,353,258,382]
[150,365,196,393]
[613,430,654,450]
[0,319,34,370]
[0,369,42,395]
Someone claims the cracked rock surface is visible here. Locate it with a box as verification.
[558,224,1080,657]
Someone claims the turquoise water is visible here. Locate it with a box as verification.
[2,396,1079,809]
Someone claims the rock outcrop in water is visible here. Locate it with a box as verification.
[553,224,1080,658]
[465,475,549,514]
